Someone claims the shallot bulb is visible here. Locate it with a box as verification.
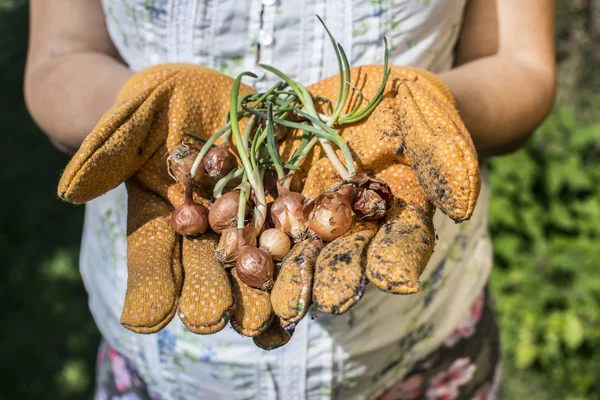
[271,192,307,241]
[259,228,291,260]
[273,124,289,141]
[170,177,209,236]
[215,225,257,264]
[349,173,394,220]
[203,144,238,180]
[167,144,206,184]
[236,246,275,290]
[208,191,251,234]
[261,119,289,141]
[303,191,353,241]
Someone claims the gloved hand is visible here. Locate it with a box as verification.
[270,65,480,328]
[58,64,274,336]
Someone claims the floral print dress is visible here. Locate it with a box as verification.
[84,1,500,399]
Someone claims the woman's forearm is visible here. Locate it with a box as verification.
[25,0,134,153]
[440,54,556,157]
[438,0,556,158]
[25,54,132,152]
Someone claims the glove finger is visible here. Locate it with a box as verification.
[253,318,294,350]
[399,81,480,221]
[120,180,182,333]
[230,269,274,337]
[366,164,435,294]
[58,73,178,204]
[178,234,234,334]
[313,220,378,314]
[271,239,323,327]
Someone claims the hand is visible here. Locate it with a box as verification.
[270,65,481,329]
[58,65,274,336]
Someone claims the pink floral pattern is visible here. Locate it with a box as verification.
[95,342,157,400]
[380,375,425,400]
[470,362,502,400]
[471,384,490,400]
[426,358,476,400]
[109,347,133,392]
[444,294,484,347]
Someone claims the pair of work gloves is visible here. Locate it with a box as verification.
[58,63,480,349]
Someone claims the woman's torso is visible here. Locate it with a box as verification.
[82,1,492,399]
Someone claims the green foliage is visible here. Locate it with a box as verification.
[0,2,99,399]
[489,107,600,398]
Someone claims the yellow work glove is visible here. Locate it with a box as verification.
[58,65,274,337]
[269,65,480,331]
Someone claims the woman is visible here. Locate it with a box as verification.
[24,1,556,398]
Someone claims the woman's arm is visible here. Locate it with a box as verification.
[24,0,133,153]
[440,0,557,157]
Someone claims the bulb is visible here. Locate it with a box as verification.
[271,192,307,241]
[203,144,238,180]
[215,226,257,264]
[167,144,207,184]
[209,191,251,234]
[170,176,209,236]
[236,246,275,291]
[261,119,289,141]
[259,228,291,260]
[273,124,288,141]
[303,191,353,241]
[349,173,394,220]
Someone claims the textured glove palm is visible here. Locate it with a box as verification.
[58,65,274,336]
[270,65,480,327]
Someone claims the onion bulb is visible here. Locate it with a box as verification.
[273,124,289,141]
[209,191,251,234]
[303,191,353,241]
[259,228,291,260]
[215,225,257,264]
[261,119,289,141]
[236,246,275,290]
[271,192,307,241]
[170,177,209,236]
[349,173,394,220]
[203,144,238,180]
[167,144,206,184]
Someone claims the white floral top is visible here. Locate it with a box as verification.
[83,1,493,399]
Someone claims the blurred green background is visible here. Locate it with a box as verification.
[1,0,599,399]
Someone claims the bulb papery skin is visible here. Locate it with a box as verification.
[273,124,288,141]
[353,189,387,220]
[348,173,394,220]
[261,119,289,141]
[203,145,238,180]
[168,145,206,184]
[209,191,250,234]
[170,203,209,237]
[236,246,275,290]
[303,191,353,241]
[215,226,257,264]
[259,228,291,260]
[271,192,307,241]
